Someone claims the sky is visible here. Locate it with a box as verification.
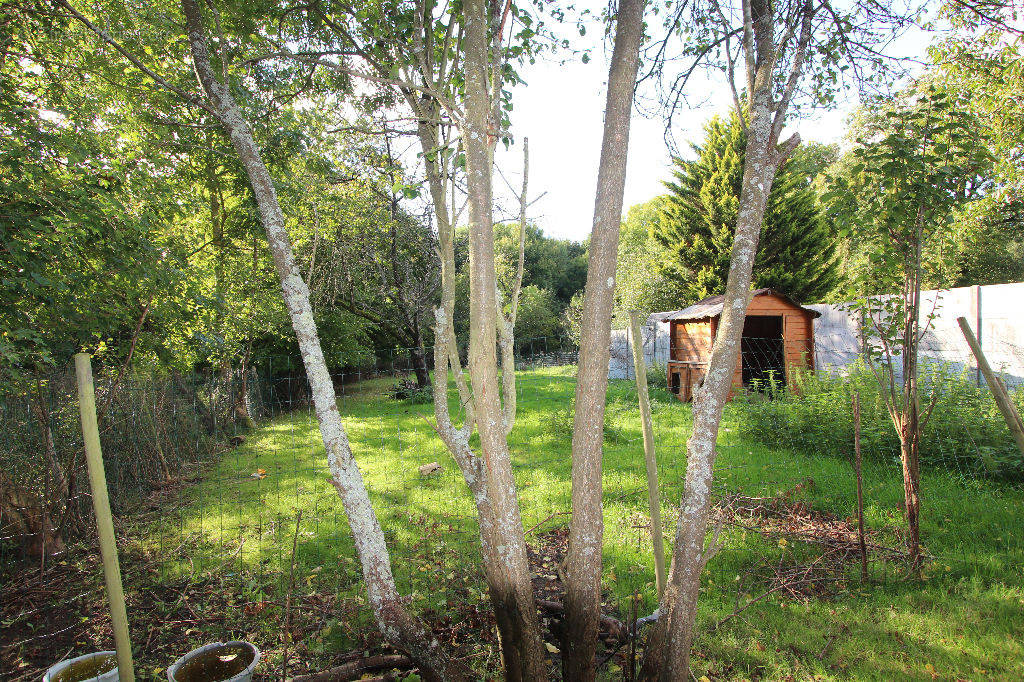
[492,5,936,242]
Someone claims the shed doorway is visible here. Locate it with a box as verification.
[741,315,786,389]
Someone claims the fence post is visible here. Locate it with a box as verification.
[956,317,1024,458]
[852,392,868,583]
[74,353,135,682]
[628,311,666,597]
[970,286,983,387]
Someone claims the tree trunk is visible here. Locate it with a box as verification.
[410,342,429,389]
[0,471,65,559]
[900,433,922,568]
[461,0,547,677]
[639,91,792,681]
[562,0,646,678]
[234,345,256,429]
[900,235,923,570]
[179,2,463,678]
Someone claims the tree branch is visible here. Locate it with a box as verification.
[52,0,215,115]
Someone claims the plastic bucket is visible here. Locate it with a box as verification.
[167,641,260,682]
[43,652,118,682]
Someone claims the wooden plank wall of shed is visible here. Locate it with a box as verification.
[666,294,816,400]
[671,320,713,361]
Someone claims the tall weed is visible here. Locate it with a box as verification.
[733,361,1024,480]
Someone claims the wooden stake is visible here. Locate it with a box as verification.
[74,353,135,682]
[282,510,303,682]
[957,317,1024,458]
[852,392,868,583]
[628,311,667,597]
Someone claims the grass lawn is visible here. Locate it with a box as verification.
[140,365,1024,680]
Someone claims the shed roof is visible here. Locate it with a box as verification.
[657,288,821,322]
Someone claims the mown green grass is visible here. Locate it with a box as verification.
[142,366,1024,680]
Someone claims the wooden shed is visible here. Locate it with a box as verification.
[665,289,820,401]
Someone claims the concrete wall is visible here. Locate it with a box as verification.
[608,318,671,380]
[808,283,1024,388]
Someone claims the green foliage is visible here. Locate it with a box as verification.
[513,285,562,341]
[299,142,440,365]
[824,83,991,297]
[735,363,1024,480]
[645,361,668,390]
[560,291,584,345]
[929,14,1024,287]
[948,196,1024,286]
[655,111,841,306]
[453,225,586,348]
[0,35,181,375]
[613,197,690,317]
[386,377,434,404]
[494,223,587,307]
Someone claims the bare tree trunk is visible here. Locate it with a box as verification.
[461,0,546,677]
[900,434,921,566]
[234,344,256,429]
[636,0,817,674]
[409,331,430,389]
[0,471,65,558]
[179,2,463,678]
[638,86,799,681]
[900,233,923,570]
[562,0,646,677]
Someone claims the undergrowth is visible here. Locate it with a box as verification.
[734,361,1024,480]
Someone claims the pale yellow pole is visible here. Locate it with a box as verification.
[957,318,1024,458]
[74,353,135,682]
[628,311,667,597]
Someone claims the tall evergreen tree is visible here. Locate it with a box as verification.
[655,112,841,304]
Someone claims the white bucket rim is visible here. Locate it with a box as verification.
[43,651,118,682]
[167,641,260,682]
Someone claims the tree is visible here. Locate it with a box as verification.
[637,0,911,676]
[614,196,690,315]
[305,153,440,387]
[656,111,841,305]
[513,285,562,342]
[825,83,989,570]
[455,222,589,350]
[930,6,1024,286]
[58,0,463,675]
[562,0,647,677]
[495,222,588,308]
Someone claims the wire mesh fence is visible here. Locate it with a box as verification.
[2,329,1023,680]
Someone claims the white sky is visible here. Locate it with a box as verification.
[493,6,937,242]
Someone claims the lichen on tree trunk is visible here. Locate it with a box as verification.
[458,0,547,676]
[178,1,463,677]
[639,82,802,680]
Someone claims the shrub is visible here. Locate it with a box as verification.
[387,377,434,404]
[646,362,668,391]
[733,360,1024,480]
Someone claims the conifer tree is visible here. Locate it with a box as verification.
[656,111,841,304]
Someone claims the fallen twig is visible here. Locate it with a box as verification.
[291,655,414,682]
[535,598,627,640]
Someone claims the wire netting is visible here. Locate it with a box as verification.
[2,328,1022,680]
